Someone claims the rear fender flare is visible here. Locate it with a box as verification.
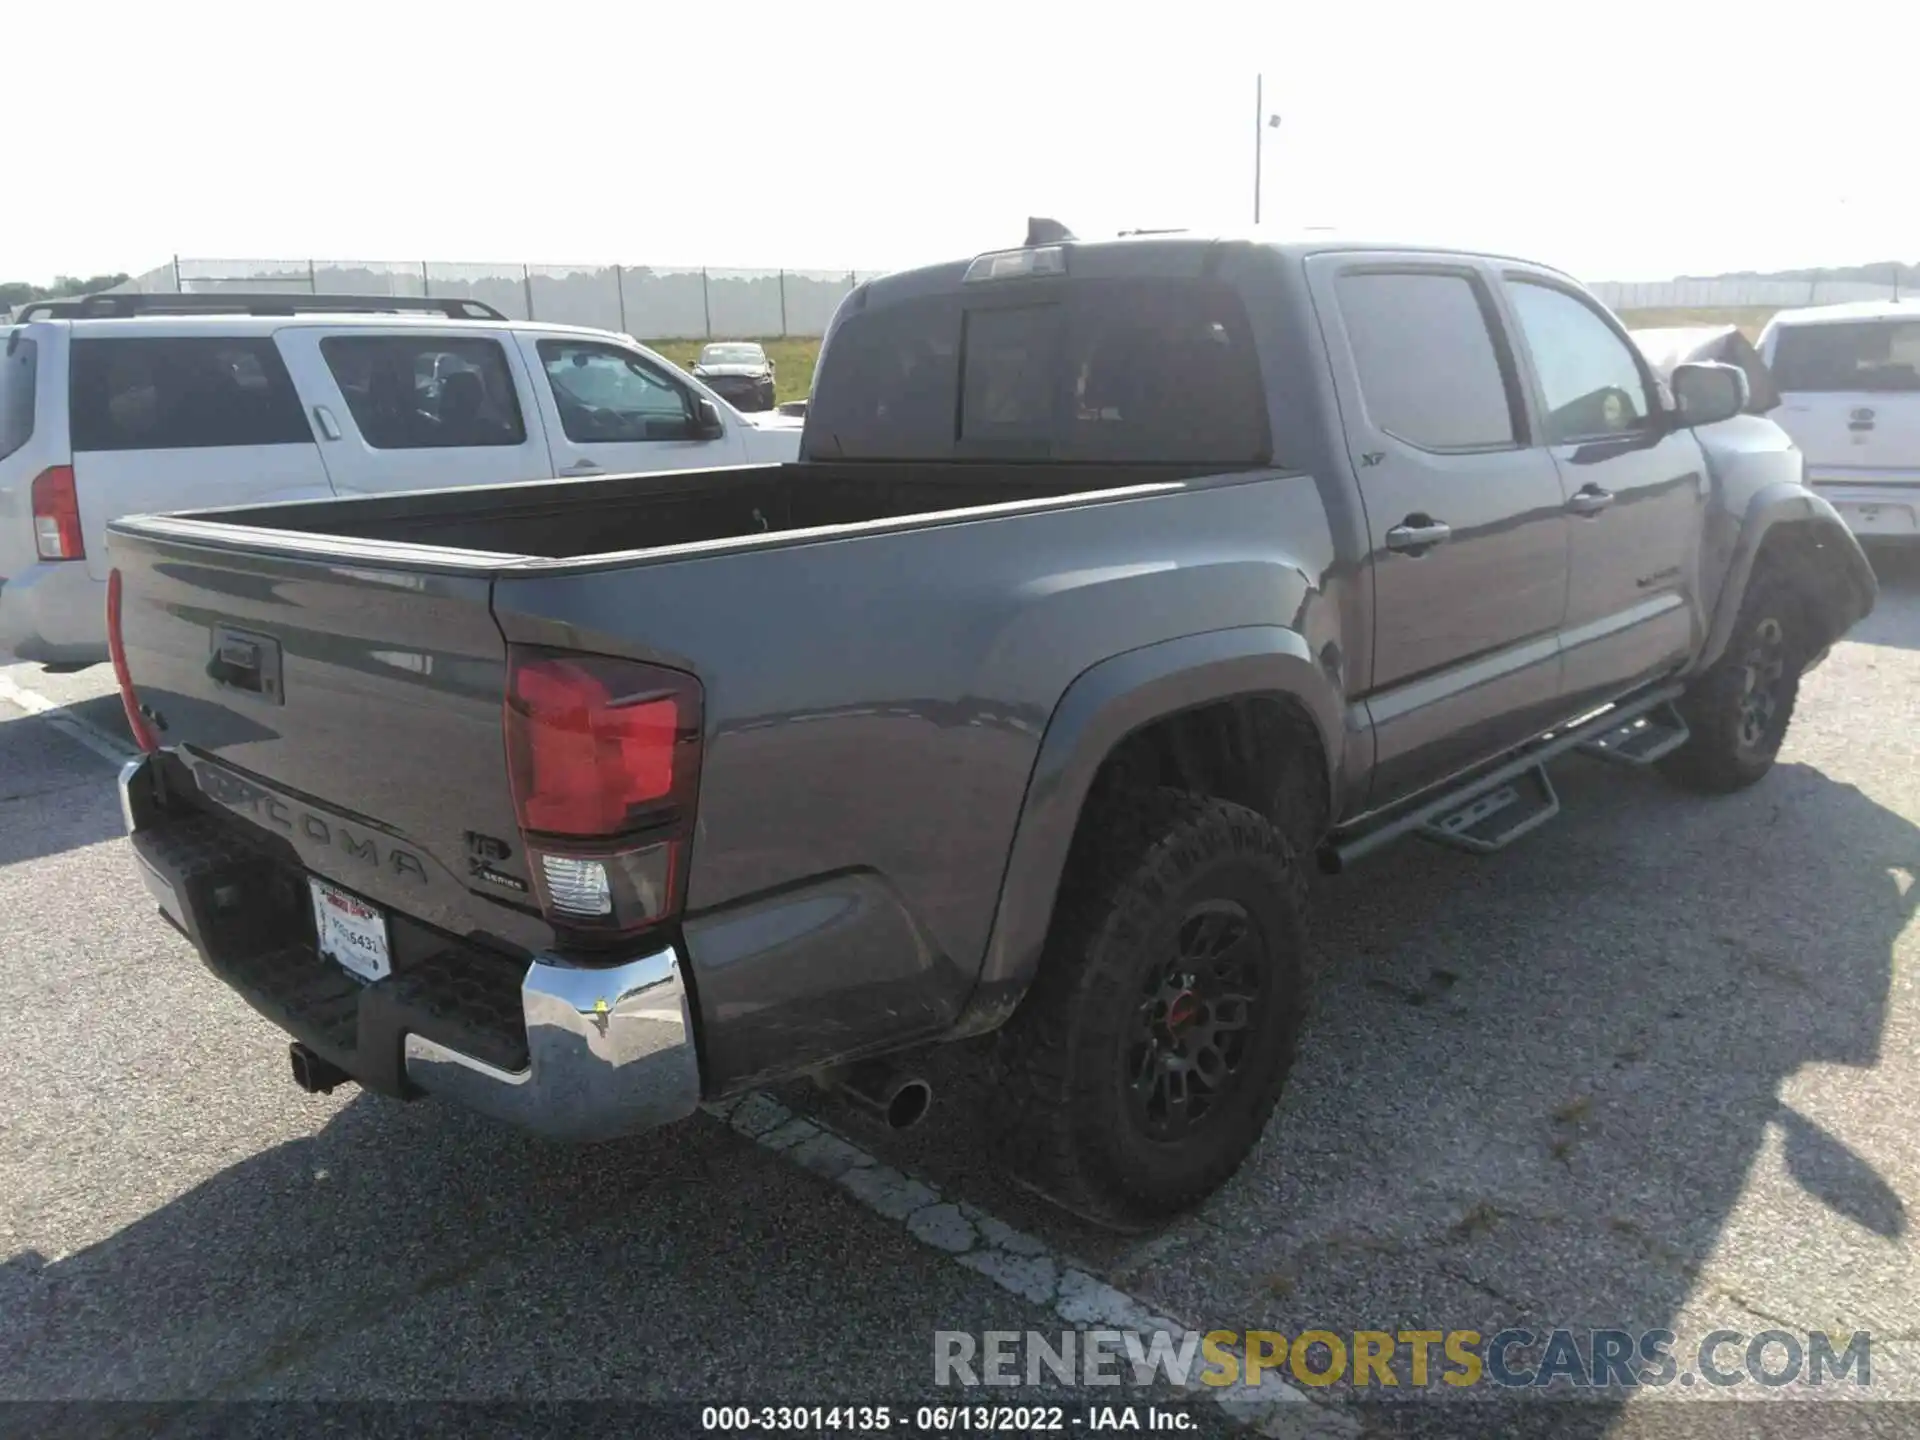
[951,625,1345,1036]
[1692,484,1877,674]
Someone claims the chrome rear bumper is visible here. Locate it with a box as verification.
[120,755,703,1143]
[403,945,701,1142]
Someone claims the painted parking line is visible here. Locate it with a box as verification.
[0,672,137,765]
[0,666,1346,1436]
[708,1093,1350,1439]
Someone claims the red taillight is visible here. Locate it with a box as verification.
[31,465,84,561]
[106,568,158,753]
[503,646,703,936]
[507,656,681,834]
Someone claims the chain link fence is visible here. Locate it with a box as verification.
[115,257,892,339]
[1591,275,1909,310]
[111,256,1917,332]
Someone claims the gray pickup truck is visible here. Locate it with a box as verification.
[110,229,1877,1226]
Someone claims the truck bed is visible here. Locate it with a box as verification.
[106,458,1307,1094]
[166,461,1197,564]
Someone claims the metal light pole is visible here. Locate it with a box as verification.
[1253,77,1282,225]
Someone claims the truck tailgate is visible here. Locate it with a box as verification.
[109,527,546,954]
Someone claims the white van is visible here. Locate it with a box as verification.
[1757,299,1920,544]
[0,292,802,667]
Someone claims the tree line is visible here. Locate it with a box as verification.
[0,274,131,311]
[1680,261,1918,286]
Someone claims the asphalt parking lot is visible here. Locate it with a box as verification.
[5,552,1920,1439]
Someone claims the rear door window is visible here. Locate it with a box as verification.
[809,277,1271,464]
[1771,320,1920,394]
[319,335,527,449]
[1335,272,1520,450]
[69,337,311,451]
[0,336,35,460]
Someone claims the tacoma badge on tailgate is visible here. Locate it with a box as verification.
[193,761,429,885]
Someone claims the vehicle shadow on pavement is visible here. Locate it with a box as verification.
[59,692,139,750]
[0,708,125,866]
[0,1087,1083,1410]
[809,755,1916,1433]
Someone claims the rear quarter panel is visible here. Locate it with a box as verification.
[74,444,336,583]
[491,474,1338,1090]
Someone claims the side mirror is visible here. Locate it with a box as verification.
[694,395,727,440]
[1671,361,1749,427]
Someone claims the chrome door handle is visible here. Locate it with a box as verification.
[561,460,602,475]
[1567,486,1615,517]
[1384,517,1452,555]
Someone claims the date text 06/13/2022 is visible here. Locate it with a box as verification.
[699,1404,1195,1431]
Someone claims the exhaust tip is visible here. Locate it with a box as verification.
[1315,843,1344,876]
[886,1077,933,1130]
[289,1041,351,1095]
[830,1060,935,1130]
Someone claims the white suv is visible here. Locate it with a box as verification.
[1758,299,1920,544]
[0,293,802,667]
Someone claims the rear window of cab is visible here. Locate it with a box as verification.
[808,277,1272,466]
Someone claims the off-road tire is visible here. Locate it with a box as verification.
[1659,565,1812,794]
[993,787,1307,1230]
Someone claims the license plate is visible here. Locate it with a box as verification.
[1840,501,1917,536]
[309,878,391,982]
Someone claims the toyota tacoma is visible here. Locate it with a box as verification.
[109,226,1876,1226]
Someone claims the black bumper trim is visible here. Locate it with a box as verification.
[129,810,531,1097]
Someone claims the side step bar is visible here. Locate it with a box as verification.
[1576,702,1691,767]
[1321,683,1684,873]
[1419,764,1558,855]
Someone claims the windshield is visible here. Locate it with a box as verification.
[700,345,765,367]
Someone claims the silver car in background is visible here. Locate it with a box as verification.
[690,341,777,412]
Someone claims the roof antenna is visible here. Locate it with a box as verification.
[1025,217,1077,246]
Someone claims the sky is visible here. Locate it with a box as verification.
[6,0,1913,287]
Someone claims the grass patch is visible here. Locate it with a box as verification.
[643,336,822,406]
